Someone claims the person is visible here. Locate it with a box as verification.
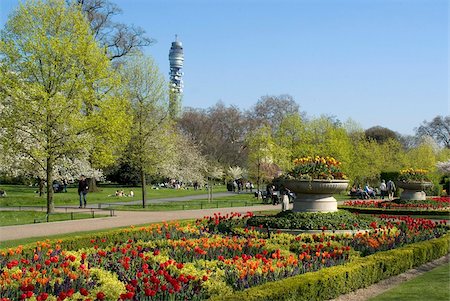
[78,175,88,208]
[357,185,368,199]
[379,180,387,199]
[364,184,376,198]
[0,189,6,197]
[62,178,67,193]
[280,186,290,211]
[129,190,134,197]
[387,180,396,200]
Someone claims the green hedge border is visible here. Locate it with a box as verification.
[338,206,450,216]
[208,234,450,301]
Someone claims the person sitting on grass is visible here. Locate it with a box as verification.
[0,189,6,197]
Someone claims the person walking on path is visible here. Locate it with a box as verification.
[380,179,387,199]
[387,180,396,200]
[78,175,88,208]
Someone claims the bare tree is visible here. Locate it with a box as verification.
[178,102,249,167]
[77,0,154,61]
[247,94,301,133]
[416,115,450,148]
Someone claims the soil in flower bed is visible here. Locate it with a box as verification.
[246,210,375,230]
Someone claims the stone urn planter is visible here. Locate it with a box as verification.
[282,179,349,212]
[397,181,433,201]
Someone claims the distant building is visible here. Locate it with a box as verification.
[168,36,184,119]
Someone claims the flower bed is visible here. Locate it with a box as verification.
[0,212,448,301]
[342,196,450,211]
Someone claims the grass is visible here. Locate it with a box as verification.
[111,194,264,211]
[369,263,450,301]
[0,184,226,207]
[0,210,108,226]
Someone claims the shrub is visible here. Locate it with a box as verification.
[246,210,374,230]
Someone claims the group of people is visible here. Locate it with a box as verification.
[111,190,134,197]
[230,180,254,193]
[349,179,396,200]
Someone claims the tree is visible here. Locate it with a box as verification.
[159,132,207,185]
[246,125,279,193]
[273,113,306,170]
[179,103,249,167]
[78,0,154,62]
[416,115,450,148]
[119,53,171,207]
[0,0,130,213]
[365,126,399,144]
[247,94,301,133]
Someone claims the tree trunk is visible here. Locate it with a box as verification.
[256,160,261,200]
[141,168,146,208]
[88,177,99,192]
[46,157,54,214]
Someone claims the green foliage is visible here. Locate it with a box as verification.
[246,125,279,188]
[0,0,130,212]
[120,52,170,174]
[246,210,374,230]
[404,142,438,172]
[379,171,399,182]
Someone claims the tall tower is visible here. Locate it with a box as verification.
[168,35,184,119]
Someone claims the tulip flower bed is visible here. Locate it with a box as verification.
[342,196,450,211]
[0,212,448,301]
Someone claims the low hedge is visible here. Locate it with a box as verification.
[339,206,450,216]
[246,210,375,230]
[208,234,450,301]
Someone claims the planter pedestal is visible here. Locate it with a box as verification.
[283,179,349,213]
[293,194,338,212]
[397,181,432,201]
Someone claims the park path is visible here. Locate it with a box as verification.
[0,203,285,242]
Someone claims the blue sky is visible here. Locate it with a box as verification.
[1,0,448,135]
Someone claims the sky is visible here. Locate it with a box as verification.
[0,0,448,135]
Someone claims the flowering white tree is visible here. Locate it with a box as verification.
[227,166,244,180]
[159,133,207,185]
[436,160,450,175]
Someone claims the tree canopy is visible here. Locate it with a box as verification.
[0,0,130,212]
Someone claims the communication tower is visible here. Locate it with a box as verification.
[169,35,184,118]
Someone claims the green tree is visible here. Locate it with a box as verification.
[119,53,172,207]
[274,113,306,170]
[0,0,130,213]
[246,125,278,193]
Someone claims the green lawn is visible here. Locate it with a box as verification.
[0,210,108,226]
[369,263,450,301]
[0,184,226,207]
[111,194,264,211]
